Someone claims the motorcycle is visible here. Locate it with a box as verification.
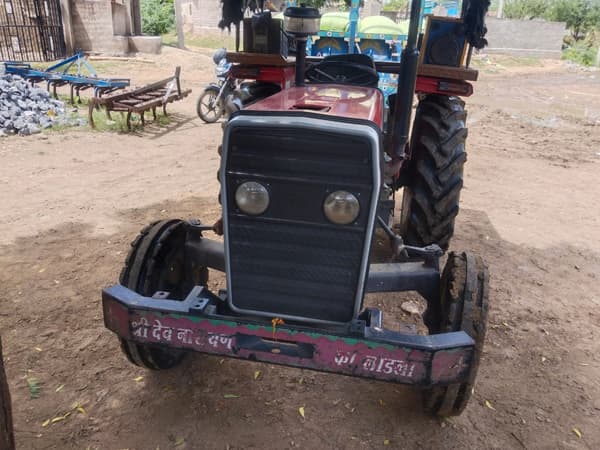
[196,49,236,123]
[197,48,281,123]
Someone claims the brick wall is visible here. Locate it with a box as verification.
[71,0,114,51]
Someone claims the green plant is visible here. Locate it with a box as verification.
[90,109,172,132]
[26,377,41,399]
[561,41,598,65]
[141,0,175,36]
[383,0,409,12]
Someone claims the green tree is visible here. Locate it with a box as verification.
[383,0,409,12]
[548,0,600,39]
[503,0,548,20]
[141,0,175,36]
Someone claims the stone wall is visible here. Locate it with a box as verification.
[484,17,567,58]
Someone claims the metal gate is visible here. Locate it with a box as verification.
[1,0,66,62]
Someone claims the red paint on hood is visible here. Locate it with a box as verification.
[247,85,384,129]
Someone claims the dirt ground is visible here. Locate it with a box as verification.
[1,47,599,449]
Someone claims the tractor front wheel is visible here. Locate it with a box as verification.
[423,251,489,416]
[118,219,209,370]
[399,95,467,251]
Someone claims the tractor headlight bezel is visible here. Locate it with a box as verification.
[235,181,270,216]
[323,190,360,225]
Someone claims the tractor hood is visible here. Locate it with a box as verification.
[247,85,384,130]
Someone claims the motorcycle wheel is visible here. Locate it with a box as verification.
[197,87,223,123]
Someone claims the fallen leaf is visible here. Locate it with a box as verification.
[55,384,64,392]
[174,437,185,446]
[541,356,547,363]
[41,419,50,427]
[254,370,261,380]
[133,376,144,382]
[298,406,305,419]
[502,322,510,328]
[38,268,46,273]
[223,394,239,399]
[34,347,42,352]
[51,412,70,423]
[484,400,496,411]
[572,427,582,438]
[72,402,86,415]
[378,399,386,407]
[384,439,390,445]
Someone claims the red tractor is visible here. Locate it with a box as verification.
[103,0,490,416]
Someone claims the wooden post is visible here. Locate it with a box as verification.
[174,0,185,49]
[0,336,15,450]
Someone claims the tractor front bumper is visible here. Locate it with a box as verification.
[102,284,475,386]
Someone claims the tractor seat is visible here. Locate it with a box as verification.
[306,53,379,88]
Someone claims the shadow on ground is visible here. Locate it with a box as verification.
[0,199,598,449]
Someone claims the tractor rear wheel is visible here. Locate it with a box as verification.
[423,251,489,416]
[118,219,209,370]
[399,95,467,251]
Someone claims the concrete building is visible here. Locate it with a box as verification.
[61,0,160,55]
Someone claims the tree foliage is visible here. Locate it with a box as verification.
[141,0,175,36]
[301,0,327,8]
[547,0,600,38]
[503,0,547,19]
[383,0,409,12]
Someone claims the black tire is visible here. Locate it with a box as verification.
[423,251,489,416]
[119,220,209,370]
[399,95,467,251]
[197,87,223,123]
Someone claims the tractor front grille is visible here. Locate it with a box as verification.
[222,113,381,323]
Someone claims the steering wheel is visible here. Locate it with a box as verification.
[306,60,379,87]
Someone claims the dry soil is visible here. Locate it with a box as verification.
[0,48,599,449]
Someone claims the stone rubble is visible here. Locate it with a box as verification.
[0,73,86,137]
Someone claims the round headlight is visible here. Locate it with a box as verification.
[235,181,270,215]
[323,190,360,225]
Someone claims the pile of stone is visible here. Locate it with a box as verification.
[0,73,84,136]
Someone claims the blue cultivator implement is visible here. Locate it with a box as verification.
[3,52,130,103]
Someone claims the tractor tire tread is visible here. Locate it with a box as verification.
[423,252,489,417]
[400,94,467,250]
[118,219,188,370]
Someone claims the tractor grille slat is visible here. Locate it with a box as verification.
[225,119,378,323]
[228,129,372,183]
